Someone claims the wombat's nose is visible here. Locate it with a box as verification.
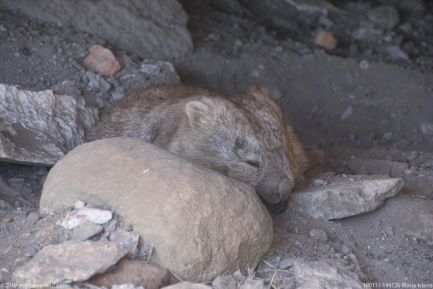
[278,178,292,200]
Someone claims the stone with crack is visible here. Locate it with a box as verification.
[0,84,98,166]
[280,258,366,289]
[289,175,403,220]
[12,241,128,285]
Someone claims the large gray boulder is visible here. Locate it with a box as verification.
[0,0,192,60]
[40,138,273,282]
[0,84,98,166]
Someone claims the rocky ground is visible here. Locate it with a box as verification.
[0,0,433,288]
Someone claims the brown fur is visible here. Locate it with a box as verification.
[88,84,307,212]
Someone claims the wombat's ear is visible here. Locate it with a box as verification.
[247,84,282,117]
[185,98,211,127]
[247,84,270,102]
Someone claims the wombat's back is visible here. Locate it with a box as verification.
[87,85,211,141]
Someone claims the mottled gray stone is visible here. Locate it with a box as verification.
[0,84,98,166]
[289,175,403,220]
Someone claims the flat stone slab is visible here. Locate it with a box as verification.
[289,175,403,220]
[13,241,128,285]
[279,258,365,289]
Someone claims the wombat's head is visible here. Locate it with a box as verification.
[174,86,305,213]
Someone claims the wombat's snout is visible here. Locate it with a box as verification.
[278,178,291,201]
[257,176,293,213]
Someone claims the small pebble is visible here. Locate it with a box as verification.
[368,5,400,29]
[313,179,328,186]
[340,106,353,120]
[234,39,243,47]
[24,246,39,257]
[279,257,295,269]
[1,217,13,223]
[385,226,394,236]
[109,229,140,258]
[359,60,369,69]
[342,245,351,254]
[382,131,393,140]
[309,228,328,242]
[251,70,260,77]
[399,23,412,33]
[420,122,433,136]
[274,46,283,52]
[83,45,122,76]
[315,29,337,51]
[74,200,86,209]
[213,275,237,289]
[26,211,40,224]
[240,277,264,289]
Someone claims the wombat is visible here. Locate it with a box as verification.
[88,84,307,212]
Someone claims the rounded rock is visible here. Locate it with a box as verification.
[309,229,328,242]
[40,138,273,282]
[368,5,400,29]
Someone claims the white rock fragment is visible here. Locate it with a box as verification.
[161,282,212,289]
[289,175,403,220]
[58,207,113,229]
[74,200,86,209]
[13,241,128,285]
[112,284,144,289]
[77,207,113,224]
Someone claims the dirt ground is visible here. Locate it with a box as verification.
[0,0,433,287]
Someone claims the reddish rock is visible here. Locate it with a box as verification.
[315,29,337,51]
[90,259,171,289]
[83,45,121,76]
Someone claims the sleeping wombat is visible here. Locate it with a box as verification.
[88,84,307,212]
